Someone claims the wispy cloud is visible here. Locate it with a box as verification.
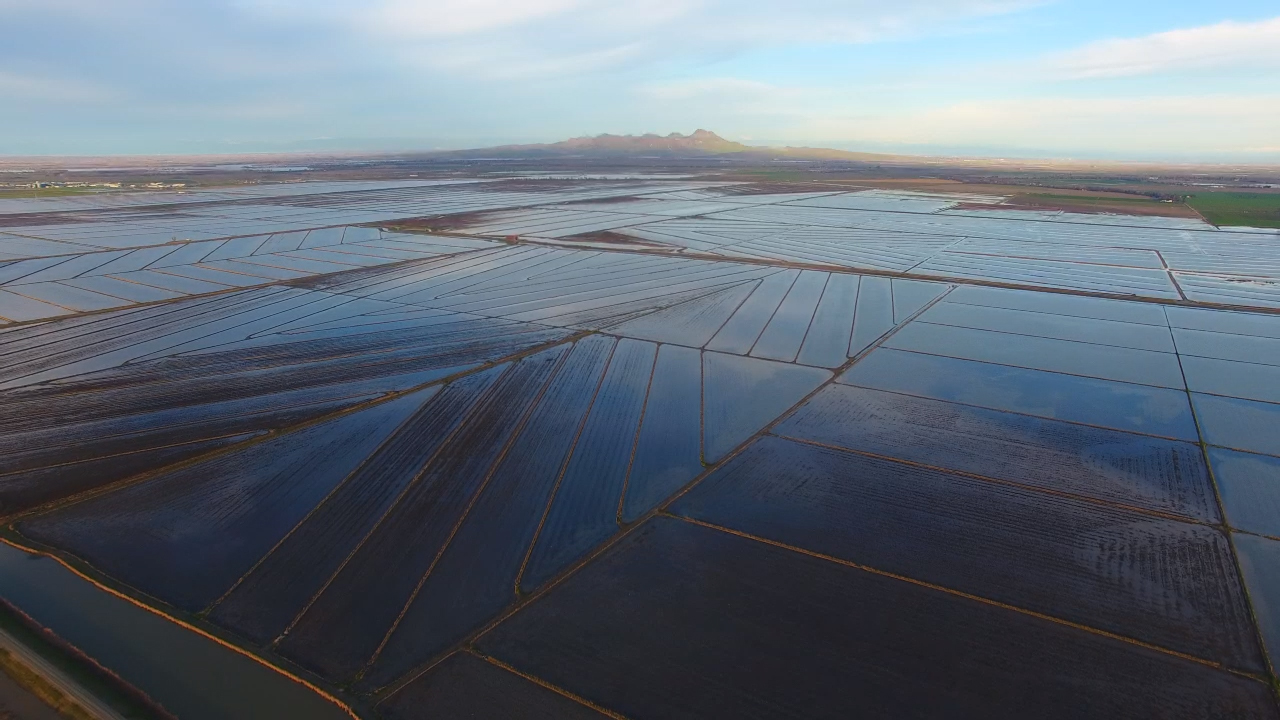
[2,0,1276,157]
[244,0,1037,79]
[641,78,788,102]
[1049,16,1280,79]
[807,94,1280,154]
[360,0,587,37]
[634,74,1280,155]
[637,77,824,121]
[280,0,1036,43]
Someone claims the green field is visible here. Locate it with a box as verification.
[1023,192,1162,205]
[1185,192,1280,229]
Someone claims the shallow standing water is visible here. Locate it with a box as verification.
[0,542,351,720]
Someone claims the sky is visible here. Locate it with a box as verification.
[2,0,1279,159]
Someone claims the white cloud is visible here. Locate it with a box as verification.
[239,0,1036,79]
[1049,16,1280,79]
[274,0,1034,42]
[340,0,586,38]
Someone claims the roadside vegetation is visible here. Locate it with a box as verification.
[0,647,97,720]
[0,187,99,199]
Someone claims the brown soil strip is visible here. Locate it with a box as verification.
[954,198,1200,218]
[554,231,672,248]
[383,212,499,233]
[716,182,838,195]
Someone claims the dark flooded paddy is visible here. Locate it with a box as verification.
[1,179,1279,718]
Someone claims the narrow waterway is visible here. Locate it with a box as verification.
[0,542,353,720]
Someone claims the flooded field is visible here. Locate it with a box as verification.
[1,178,1278,718]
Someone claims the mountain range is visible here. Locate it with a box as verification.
[473,130,900,161]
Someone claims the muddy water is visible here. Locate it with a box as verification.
[0,542,350,720]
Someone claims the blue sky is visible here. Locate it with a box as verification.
[3,0,1278,159]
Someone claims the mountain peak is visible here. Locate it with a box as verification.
[468,130,902,162]
[546,130,749,155]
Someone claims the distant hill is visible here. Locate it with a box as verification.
[447,129,916,161]
[480,129,750,156]
[554,129,750,154]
